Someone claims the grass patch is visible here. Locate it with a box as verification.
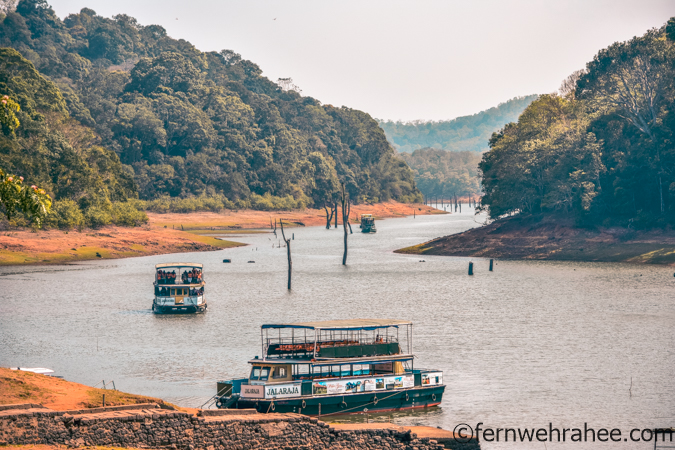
[394,243,433,254]
[0,372,51,403]
[84,388,167,409]
[187,234,246,248]
[186,229,268,235]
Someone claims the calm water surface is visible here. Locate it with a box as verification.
[1,208,673,449]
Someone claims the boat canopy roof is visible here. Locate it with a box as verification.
[155,263,203,269]
[261,319,411,331]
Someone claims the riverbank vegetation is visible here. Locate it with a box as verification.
[399,149,481,199]
[480,19,675,230]
[0,0,421,233]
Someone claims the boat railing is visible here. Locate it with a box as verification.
[264,336,400,359]
[155,279,204,286]
[154,296,203,306]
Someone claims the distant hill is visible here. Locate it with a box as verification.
[379,95,538,153]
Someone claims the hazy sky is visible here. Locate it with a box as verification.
[48,0,675,122]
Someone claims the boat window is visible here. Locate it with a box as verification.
[273,366,287,379]
[259,367,270,381]
[170,289,175,296]
[250,367,261,380]
[353,364,371,376]
[340,364,351,377]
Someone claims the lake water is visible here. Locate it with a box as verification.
[1,207,673,449]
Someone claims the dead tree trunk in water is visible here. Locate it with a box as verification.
[324,203,334,229]
[334,202,338,228]
[279,219,292,290]
[341,182,349,265]
[346,200,353,234]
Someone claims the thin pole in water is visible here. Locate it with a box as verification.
[468,262,474,276]
[489,259,493,271]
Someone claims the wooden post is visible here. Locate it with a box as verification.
[102,393,106,407]
[489,259,493,271]
[468,262,473,276]
[279,220,292,290]
[341,182,349,265]
[318,403,321,419]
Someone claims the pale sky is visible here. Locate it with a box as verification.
[48,0,675,122]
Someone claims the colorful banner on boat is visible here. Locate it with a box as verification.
[421,372,442,386]
[312,374,414,396]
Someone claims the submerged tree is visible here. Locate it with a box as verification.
[279,219,292,290]
[340,181,349,265]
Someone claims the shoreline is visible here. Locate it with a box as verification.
[0,368,476,450]
[0,201,441,266]
[396,214,675,266]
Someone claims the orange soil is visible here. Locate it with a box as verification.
[0,225,241,265]
[147,201,440,230]
[0,202,440,265]
[0,368,176,412]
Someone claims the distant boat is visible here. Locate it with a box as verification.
[153,263,207,314]
[360,214,377,233]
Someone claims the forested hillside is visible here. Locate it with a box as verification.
[0,0,421,226]
[379,95,538,153]
[399,149,481,199]
[480,19,675,228]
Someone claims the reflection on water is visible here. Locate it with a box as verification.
[1,208,673,449]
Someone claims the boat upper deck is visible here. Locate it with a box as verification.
[155,263,204,286]
[260,319,413,361]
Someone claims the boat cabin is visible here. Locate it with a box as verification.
[360,214,376,233]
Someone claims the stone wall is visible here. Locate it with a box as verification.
[0,404,449,450]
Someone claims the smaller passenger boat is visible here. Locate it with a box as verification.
[153,263,206,314]
[360,214,377,233]
[215,319,444,416]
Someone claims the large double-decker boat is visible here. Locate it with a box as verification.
[214,319,444,416]
[153,263,206,314]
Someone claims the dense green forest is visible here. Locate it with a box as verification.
[379,95,538,153]
[399,149,481,199]
[0,0,421,227]
[480,19,675,228]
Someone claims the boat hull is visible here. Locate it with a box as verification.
[232,385,444,416]
[153,303,207,314]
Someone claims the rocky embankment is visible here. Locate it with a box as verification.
[0,403,479,450]
[396,214,675,265]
